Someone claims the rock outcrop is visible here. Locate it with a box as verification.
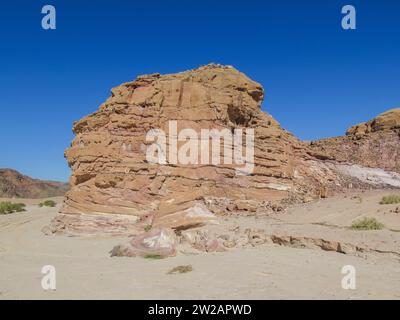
[48,64,393,236]
[0,169,69,199]
[310,109,400,173]
[347,109,400,136]
[110,228,177,258]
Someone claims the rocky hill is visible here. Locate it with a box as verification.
[47,65,400,236]
[0,169,69,198]
[310,109,400,173]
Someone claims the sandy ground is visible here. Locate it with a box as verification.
[0,191,400,300]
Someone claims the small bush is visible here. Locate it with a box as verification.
[352,195,363,203]
[39,200,57,208]
[143,254,164,260]
[144,224,152,232]
[167,265,193,274]
[379,195,400,205]
[351,217,384,230]
[0,202,26,215]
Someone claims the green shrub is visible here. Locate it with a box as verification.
[351,217,384,230]
[379,195,400,205]
[0,202,26,215]
[144,224,152,232]
[39,200,57,208]
[143,254,164,260]
[167,265,193,274]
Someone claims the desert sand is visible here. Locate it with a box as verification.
[1,191,400,300]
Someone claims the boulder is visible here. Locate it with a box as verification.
[179,229,225,252]
[110,228,177,258]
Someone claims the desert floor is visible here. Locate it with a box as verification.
[0,191,400,299]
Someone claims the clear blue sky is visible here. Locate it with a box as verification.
[0,0,399,181]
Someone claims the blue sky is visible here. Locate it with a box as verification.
[0,0,399,181]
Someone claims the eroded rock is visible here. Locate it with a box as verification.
[110,228,177,258]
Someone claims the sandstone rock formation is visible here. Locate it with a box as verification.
[310,109,400,173]
[347,108,400,136]
[48,64,393,237]
[0,168,69,198]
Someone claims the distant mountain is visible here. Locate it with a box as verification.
[0,169,69,198]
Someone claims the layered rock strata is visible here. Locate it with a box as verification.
[48,65,395,236]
